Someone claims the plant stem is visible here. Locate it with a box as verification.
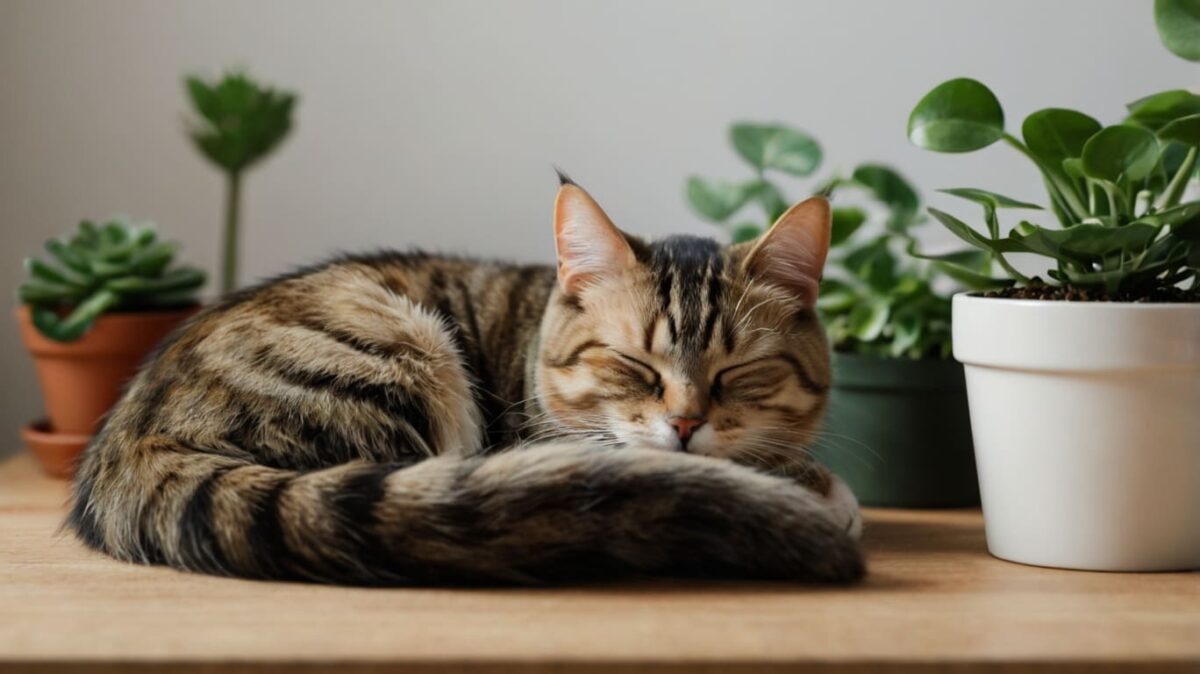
[1159,146,1198,210]
[1004,134,1088,221]
[1104,184,1118,218]
[221,171,242,294]
[993,252,1032,285]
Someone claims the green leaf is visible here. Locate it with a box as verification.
[816,279,858,314]
[1158,113,1200,145]
[852,164,919,229]
[45,239,91,276]
[24,258,86,288]
[730,223,763,243]
[1156,0,1200,61]
[938,188,1043,210]
[1126,90,1200,130]
[830,207,866,246]
[926,207,1027,254]
[1081,125,1161,182]
[128,241,180,277]
[185,71,297,173]
[729,123,822,176]
[844,237,897,292]
[848,300,891,342]
[29,289,121,342]
[17,280,79,304]
[844,298,892,340]
[908,78,1005,153]
[750,180,790,222]
[1141,201,1200,239]
[905,241,1014,290]
[686,177,753,222]
[889,309,923,358]
[105,267,206,295]
[1011,222,1161,260]
[1021,108,1102,165]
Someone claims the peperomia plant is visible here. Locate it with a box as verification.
[18,219,205,341]
[906,2,1200,298]
[185,71,296,294]
[687,123,989,358]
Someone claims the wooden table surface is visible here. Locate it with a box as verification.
[0,453,1197,674]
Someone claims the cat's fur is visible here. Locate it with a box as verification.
[67,178,864,585]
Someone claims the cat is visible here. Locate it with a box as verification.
[67,174,864,585]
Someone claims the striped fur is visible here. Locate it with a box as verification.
[68,194,863,585]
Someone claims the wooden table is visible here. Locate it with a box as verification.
[0,454,1196,673]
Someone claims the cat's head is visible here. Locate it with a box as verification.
[535,176,831,471]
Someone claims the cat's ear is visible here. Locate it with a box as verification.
[740,196,831,306]
[554,178,637,294]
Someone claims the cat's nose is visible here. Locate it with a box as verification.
[668,416,706,444]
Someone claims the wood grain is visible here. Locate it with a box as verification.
[0,453,1196,673]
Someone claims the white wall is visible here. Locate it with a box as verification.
[0,0,1191,455]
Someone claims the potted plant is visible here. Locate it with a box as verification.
[688,123,988,507]
[16,218,205,477]
[185,70,296,293]
[904,1,1200,570]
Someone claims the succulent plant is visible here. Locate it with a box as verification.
[185,70,296,294]
[18,218,205,342]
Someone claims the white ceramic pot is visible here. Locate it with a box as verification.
[953,293,1200,571]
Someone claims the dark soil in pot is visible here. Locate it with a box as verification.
[813,352,979,508]
[982,286,1200,303]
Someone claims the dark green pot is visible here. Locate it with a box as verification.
[812,352,979,508]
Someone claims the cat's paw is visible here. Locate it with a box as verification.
[826,475,863,540]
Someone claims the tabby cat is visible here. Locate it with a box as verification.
[68,176,864,584]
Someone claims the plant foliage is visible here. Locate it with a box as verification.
[907,11,1200,296]
[18,219,205,342]
[185,70,296,293]
[687,123,992,359]
[186,72,296,174]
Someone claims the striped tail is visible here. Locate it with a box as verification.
[68,440,864,584]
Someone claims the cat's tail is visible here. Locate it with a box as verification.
[68,439,864,584]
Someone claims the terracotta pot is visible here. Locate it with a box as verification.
[21,420,91,479]
[16,305,198,476]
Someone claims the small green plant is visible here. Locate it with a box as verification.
[906,2,1200,296]
[687,123,989,358]
[18,219,205,341]
[185,70,296,293]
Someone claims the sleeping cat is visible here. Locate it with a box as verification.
[67,175,864,584]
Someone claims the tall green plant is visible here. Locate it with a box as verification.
[687,123,989,358]
[185,71,296,293]
[905,4,1200,296]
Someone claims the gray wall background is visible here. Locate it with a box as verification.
[0,0,1192,456]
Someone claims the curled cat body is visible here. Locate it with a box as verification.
[68,176,865,585]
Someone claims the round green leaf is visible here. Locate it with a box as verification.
[1021,108,1101,164]
[889,309,923,358]
[729,123,822,176]
[816,279,858,314]
[852,164,919,229]
[686,177,752,222]
[731,223,763,243]
[908,78,1005,153]
[848,300,891,342]
[1156,0,1200,62]
[830,207,867,246]
[750,180,790,222]
[1126,90,1200,130]
[1159,113,1200,145]
[1080,125,1161,182]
